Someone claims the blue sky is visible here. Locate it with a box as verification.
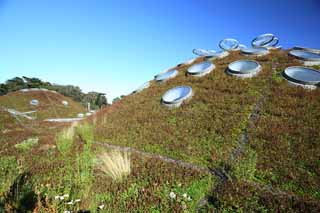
[0,0,319,102]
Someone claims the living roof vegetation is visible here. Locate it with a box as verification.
[0,90,85,120]
[92,49,320,211]
[94,50,289,166]
[1,44,320,211]
[210,51,320,211]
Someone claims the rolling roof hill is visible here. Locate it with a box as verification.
[93,49,320,210]
[1,48,319,212]
[0,89,86,120]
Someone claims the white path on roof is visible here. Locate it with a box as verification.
[5,108,36,120]
[44,118,84,122]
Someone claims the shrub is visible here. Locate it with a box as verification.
[97,150,131,182]
[14,138,39,152]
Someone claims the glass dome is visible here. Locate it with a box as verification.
[155,69,178,82]
[187,61,215,77]
[227,60,261,78]
[219,38,239,51]
[193,48,216,56]
[30,99,39,106]
[289,50,320,61]
[161,86,193,108]
[252,33,275,47]
[241,47,269,56]
[132,81,150,93]
[283,66,320,85]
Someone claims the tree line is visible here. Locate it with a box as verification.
[0,76,108,109]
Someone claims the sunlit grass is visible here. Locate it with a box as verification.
[97,150,131,182]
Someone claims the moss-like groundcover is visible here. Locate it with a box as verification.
[1,49,319,211]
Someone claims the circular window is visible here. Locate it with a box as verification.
[205,51,229,60]
[161,86,193,108]
[155,69,178,82]
[289,50,320,61]
[252,33,275,47]
[132,81,150,93]
[187,61,215,77]
[30,99,39,106]
[177,58,198,67]
[219,38,239,51]
[62,101,69,106]
[227,60,261,78]
[193,49,216,56]
[293,46,320,54]
[241,47,269,56]
[283,66,320,89]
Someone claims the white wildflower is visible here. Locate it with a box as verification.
[66,200,74,205]
[54,195,60,200]
[169,192,176,199]
[63,194,69,198]
[183,193,187,198]
[98,204,105,209]
[59,196,65,200]
[74,199,81,203]
[187,196,192,201]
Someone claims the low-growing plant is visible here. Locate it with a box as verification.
[0,156,19,196]
[14,137,39,152]
[97,150,131,182]
[232,147,257,181]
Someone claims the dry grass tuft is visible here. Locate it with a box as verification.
[97,150,131,182]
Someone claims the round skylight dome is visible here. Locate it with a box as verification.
[293,46,320,54]
[187,61,215,77]
[161,86,193,108]
[227,60,261,78]
[219,38,239,51]
[62,101,69,106]
[241,47,269,56]
[177,58,198,67]
[252,33,275,47]
[132,81,150,93]
[205,51,229,61]
[155,69,178,82]
[283,66,320,89]
[30,99,39,106]
[289,50,320,61]
[193,49,216,56]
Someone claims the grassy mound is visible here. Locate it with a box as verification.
[0,90,85,120]
[92,49,320,210]
[1,49,319,211]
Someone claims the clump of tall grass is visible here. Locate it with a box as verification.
[56,122,78,156]
[76,123,94,144]
[97,150,131,182]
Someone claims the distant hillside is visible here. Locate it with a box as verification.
[0,89,86,120]
[0,76,107,110]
